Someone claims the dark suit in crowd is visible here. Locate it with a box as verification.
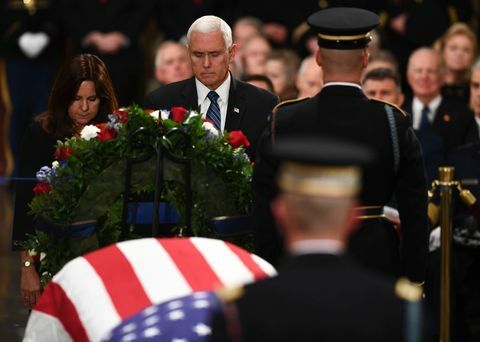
[403,96,478,152]
[143,76,278,159]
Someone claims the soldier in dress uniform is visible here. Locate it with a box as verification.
[212,136,424,342]
[253,7,429,286]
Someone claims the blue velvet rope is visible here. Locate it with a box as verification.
[208,215,252,236]
[35,216,98,239]
[127,202,180,225]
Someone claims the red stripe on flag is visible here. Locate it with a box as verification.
[35,282,89,342]
[84,245,151,319]
[226,242,269,280]
[158,238,223,290]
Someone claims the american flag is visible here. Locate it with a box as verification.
[105,291,222,341]
[24,237,276,342]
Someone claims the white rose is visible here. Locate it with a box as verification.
[27,249,37,256]
[185,112,199,124]
[160,109,170,121]
[202,121,219,137]
[80,125,101,141]
[149,110,160,121]
[40,252,46,261]
[51,161,60,169]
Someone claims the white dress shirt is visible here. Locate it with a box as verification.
[196,73,231,132]
[475,116,480,138]
[412,95,442,130]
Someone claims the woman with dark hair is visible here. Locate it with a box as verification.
[12,54,117,309]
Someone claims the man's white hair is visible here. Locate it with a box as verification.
[187,15,233,49]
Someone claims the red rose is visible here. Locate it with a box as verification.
[170,106,187,123]
[33,181,51,195]
[113,108,129,123]
[54,147,74,160]
[227,130,251,148]
[96,123,117,143]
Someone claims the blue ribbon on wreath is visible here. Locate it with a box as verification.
[35,216,98,239]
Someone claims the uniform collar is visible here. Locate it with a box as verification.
[290,239,345,256]
[322,82,362,90]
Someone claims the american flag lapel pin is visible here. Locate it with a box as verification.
[234,107,240,113]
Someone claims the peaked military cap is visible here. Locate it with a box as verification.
[307,7,379,49]
[270,136,374,197]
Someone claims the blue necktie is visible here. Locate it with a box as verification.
[206,91,221,130]
[419,106,430,131]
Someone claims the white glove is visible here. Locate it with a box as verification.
[18,32,50,58]
[429,226,441,252]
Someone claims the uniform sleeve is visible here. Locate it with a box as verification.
[395,120,429,283]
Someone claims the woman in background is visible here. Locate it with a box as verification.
[12,54,117,309]
[438,23,477,103]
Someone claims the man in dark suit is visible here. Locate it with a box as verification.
[143,15,278,159]
[404,47,478,152]
[212,137,424,342]
[253,8,429,286]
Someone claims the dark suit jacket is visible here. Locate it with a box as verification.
[213,253,414,342]
[143,77,278,159]
[254,85,429,282]
[403,96,478,151]
[12,122,57,250]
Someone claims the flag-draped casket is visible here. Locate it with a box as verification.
[24,237,276,341]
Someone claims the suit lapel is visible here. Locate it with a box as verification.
[182,77,200,111]
[432,98,451,131]
[225,78,246,131]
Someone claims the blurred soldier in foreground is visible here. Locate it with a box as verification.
[212,136,424,342]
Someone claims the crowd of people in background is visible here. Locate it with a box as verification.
[2,0,480,178]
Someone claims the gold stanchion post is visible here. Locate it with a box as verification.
[438,166,455,342]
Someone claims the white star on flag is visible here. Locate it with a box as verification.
[168,310,185,321]
[192,300,210,309]
[193,323,212,336]
[144,315,160,326]
[167,300,183,310]
[143,327,161,337]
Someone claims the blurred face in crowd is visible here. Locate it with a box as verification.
[363,60,396,77]
[247,79,273,93]
[243,36,271,76]
[189,30,236,90]
[68,80,100,129]
[363,78,404,106]
[234,21,261,48]
[470,68,480,117]
[443,34,475,72]
[265,59,289,95]
[407,49,443,102]
[155,43,193,85]
[296,58,323,98]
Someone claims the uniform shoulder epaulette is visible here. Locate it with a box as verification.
[215,286,245,303]
[370,98,407,117]
[395,277,423,302]
[273,97,310,114]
